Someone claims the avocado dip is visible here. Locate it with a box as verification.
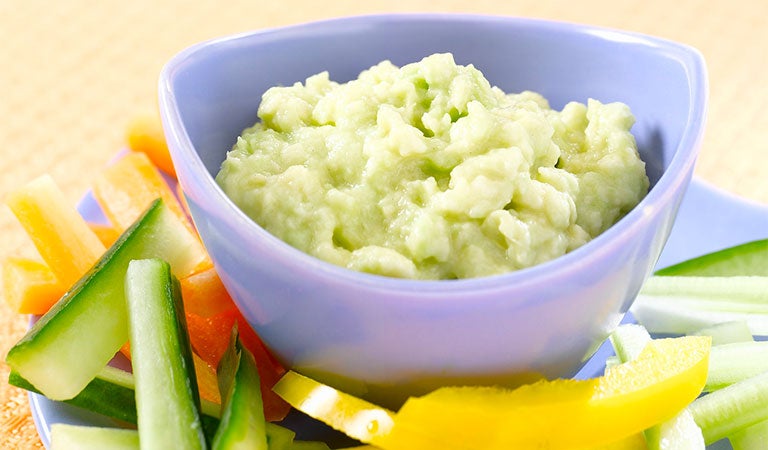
[216,53,649,280]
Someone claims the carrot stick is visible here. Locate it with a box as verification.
[5,175,106,287]
[2,257,65,314]
[125,112,176,178]
[92,151,190,233]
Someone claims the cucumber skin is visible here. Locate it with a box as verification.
[6,199,175,401]
[656,239,768,277]
[9,369,223,440]
[126,258,206,450]
[212,328,268,450]
[50,423,139,450]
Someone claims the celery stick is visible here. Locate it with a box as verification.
[609,324,705,450]
[691,321,754,346]
[730,418,768,450]
[689,371,768,444]
[706,342,768,391]
[50,424,139,450]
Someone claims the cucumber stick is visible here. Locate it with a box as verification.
[689,371,768,444]
[9,366,223,441]
[707,342,768,391]
[730,419,768,450]
[212,327,268,450]
[125,258,206,449]
[631,276,768,335]
[5,199,205,401]
[691,321,753,346]
[655,239,768,277]
[50,423,139,450]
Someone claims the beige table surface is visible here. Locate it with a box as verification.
[1,0,767,447]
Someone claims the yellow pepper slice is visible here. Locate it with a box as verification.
[379,335,710,450]
[274,335,710,450]
[273,371,395,445]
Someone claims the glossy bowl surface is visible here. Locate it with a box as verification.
[159,14,707,405]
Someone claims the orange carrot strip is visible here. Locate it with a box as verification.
[179,266,238,317]
[5,175,106,287]
[193,352,222,406]
[186,308,290,421]
[125,112,176,178]
[92,151,190,233]
[88,222,121,248]
[2,257,65,314]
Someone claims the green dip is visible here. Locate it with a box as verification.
[216,53,649,280]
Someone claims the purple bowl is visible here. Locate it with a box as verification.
[159,14,707,406]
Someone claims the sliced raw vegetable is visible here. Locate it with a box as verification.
[89,222,122,247]
[273,371,395,447]
[92,151,193,236]
[194,351,223,405]
[5,199,207,400]
[212,327,268,450]
[2,257,64,314]
[9,365,138,425]
[690,370,768,444]
[609,323,651,362]
[125,258,206,449]
[5,174,106,287]
[50,423,139,450]
[376,336,709,450]
[631,276,768,335]
[656,239,768,276]
[729,419,768,450]
[186,307,290,422]
[610,324,705,450]
[691,321,754,346]
[125,112,176,177]
[706,342,768,391]
[638,276,768,313]
[10,365,223,441]
[266,422,296,450]
[642,409,705,450]
[179,266,239,317]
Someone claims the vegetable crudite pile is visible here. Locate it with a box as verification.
[4,113,768,449]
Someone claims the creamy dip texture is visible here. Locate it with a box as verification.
[216,53,649,280]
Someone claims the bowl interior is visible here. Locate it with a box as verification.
[162,14,704,193]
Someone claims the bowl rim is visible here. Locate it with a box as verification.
[159,12,709,295]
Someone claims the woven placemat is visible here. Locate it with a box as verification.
[2,1,766,448]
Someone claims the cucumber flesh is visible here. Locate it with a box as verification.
[691,321,754,346]
[706,342,768,392]
[5,199,204,400]
[10,366,137,425]
[125,258,206,449]
[609,324,651,362]
[655,239,768,277]
[9,366,222,441]
[212,327,268,450]
[631,276,768,336]
[729,419,768,450]
[689,371,768,444]
[266,422,296,450]
[50,423,139,450]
